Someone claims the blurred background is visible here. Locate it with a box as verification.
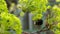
[0,0,60,34]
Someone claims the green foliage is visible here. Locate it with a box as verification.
[48,5,60,34]
[0,0,22,34]
[19,0,48,20]
[0,12,22,34]
[20,11,24,17]
[0,0,8,13]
